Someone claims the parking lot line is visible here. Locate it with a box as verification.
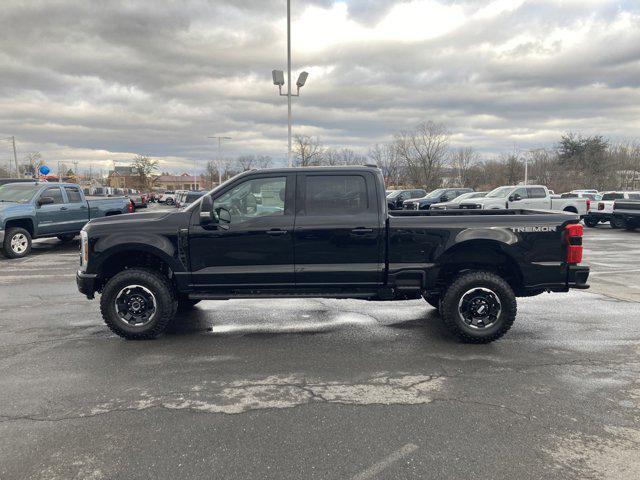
[351,443,419,480]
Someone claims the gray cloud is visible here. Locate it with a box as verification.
[0,0,639,172]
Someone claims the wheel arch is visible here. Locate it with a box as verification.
[4,217,35,236]
[434,239,524,293]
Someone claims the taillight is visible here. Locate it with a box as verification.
[598,202,604,211]
[586,199,591,211]
[128,201,134,213]
[564,223,583,264]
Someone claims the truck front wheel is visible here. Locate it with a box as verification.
[2,227,32,259]
[440,271,517,344]
[100,268,177,340]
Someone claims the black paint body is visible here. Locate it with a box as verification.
[77,167,589,300]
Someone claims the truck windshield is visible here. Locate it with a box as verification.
[486,187,514,198]
[425,189,445,198]
[0,184,40,203]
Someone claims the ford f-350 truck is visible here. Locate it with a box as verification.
[76,166,589,343]
[0,182,131,258]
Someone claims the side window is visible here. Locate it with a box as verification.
[64,187,82,203]
[214,176,286,223]
[527,187,546,199]
[305,175,368,215]
[41,187,64,204]
[512,188,528,199]
[629,193,640,200]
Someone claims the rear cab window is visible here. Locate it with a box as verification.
[303,175,369,216]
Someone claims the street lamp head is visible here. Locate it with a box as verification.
[296,71,309,88]
[272,70,285,86]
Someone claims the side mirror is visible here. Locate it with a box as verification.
[440,196,450,202]
[509,194,521,202]
[199,195,214,224]
[38,196,54,206]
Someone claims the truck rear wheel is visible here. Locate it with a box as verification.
[440,271,517,344]
[583,217,599,228]
[2,227,32,259]
[100,268,177,340]
[611,217,625,229]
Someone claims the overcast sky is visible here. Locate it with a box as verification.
[1,0,639,173]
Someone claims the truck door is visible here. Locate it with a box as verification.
[507,187,529,209]
[526,187,549,210]
[188,173,296,290]
[293,171,384,289]
[63,186,89,232]
[35,186,69,235]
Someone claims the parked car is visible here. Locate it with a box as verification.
[76,166,589,344]
[0,182,132,258]
[430,191,488,210]
[585,191,640,228]
[403,188,474,210]
[386,189,427,210]
[159,190,178,205]
[612,200,640,231]
[459,185,588,215]
[175,191,205,208]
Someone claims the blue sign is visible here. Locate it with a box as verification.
[39,165,50,175]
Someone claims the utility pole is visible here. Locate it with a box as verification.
[207,136,232,186]
[286,0,292,167]
[57,161,61,183]
[11,136,18,177]
[524,156,528,185]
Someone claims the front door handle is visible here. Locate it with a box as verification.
[351,227,373,234]
[60,206,68,211]
[266,228,288,236]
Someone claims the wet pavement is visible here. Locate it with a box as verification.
[0,223,639,479]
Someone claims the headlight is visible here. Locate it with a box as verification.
[80,230,89,271]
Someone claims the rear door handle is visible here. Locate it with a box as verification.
[351,227,373,234]
[60,207,68,211]
[266,228,288,236]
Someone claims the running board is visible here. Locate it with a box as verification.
[189,291,377,300]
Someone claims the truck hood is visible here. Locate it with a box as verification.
[87,210,172,226]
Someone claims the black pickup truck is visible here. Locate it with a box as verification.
[613,200,640,230]
[76,166,589,343]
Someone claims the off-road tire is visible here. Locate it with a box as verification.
[100,268,177,340]
[57,234,76,242]
[611,217,626,229]
[583,217,599,228]
[441,271,517,344]
[2,227,32,259]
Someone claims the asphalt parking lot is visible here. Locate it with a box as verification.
[1,220,639,479]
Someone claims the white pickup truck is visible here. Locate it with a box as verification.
[585,191,640,228]
[458,185,588,215]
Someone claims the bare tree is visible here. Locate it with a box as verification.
[450,147,479,187]
[368,143,403,186]
[131,154,159,190]
[22,151,42,176]
[394,121,449,189]
[293,135,323,167]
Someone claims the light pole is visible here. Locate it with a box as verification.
[272,0,309,167]
[207,136,232,186]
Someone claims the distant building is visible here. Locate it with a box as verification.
[155,173,202,191]
[107,166,141,189]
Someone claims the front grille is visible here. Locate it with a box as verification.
[459,203,480,210]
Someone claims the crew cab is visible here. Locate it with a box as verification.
[386,189,427,210]
[403,188,474,210]
[0,182,131,258]
[76,167,589,344]
[612,200,640,230]
[459,185,588,215]
[586,191,640,228]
